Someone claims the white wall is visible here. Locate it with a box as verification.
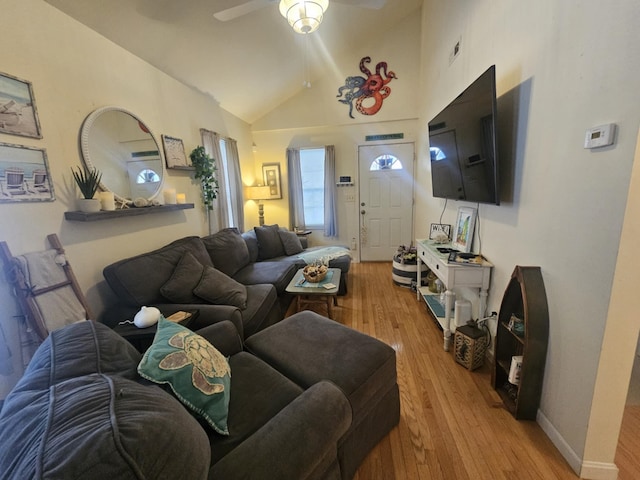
[416,0,640,475]
[0,0,253,395]
[249,12,422,242]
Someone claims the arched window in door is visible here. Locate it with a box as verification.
[369,154,403,171]
[136,169,160,184]
[430,147,446,161]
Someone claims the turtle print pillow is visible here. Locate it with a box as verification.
[138,317,231,435]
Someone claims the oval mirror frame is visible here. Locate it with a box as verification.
[80,106,165,204]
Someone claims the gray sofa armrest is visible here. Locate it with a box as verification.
[209,381,352,480]
[196,320,243,357]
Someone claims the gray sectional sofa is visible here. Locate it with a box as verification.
[0,312,400,480]
[102,225,351,339]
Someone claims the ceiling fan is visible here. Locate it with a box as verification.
[213,0,386,23]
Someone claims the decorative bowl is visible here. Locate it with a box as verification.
[302,264,328,283]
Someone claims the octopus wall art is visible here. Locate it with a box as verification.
[336,56,397,119]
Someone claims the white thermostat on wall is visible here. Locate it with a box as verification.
[584,123,616,149]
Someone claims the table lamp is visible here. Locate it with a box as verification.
[245,185,271,226]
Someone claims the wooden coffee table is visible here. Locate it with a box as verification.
[286,268,341,319]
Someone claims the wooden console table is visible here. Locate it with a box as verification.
[415,239,493,351]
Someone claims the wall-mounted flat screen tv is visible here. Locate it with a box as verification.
[428,65,499,205]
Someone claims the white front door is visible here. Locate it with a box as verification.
[358,143,415,261]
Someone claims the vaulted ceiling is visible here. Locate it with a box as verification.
[45,0,423,124]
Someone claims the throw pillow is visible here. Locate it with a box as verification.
[193,266,248,309]
[160,251,205,304]
[201,227,250,277]
[242,230,259,263]
[138,318,231,435]
[254,224,285,260]
[278,229,304,256]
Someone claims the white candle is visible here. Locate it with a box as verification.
[99,191,115,211]
[176,193,186,204]
[163,188,177,205]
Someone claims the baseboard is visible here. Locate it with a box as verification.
[536,409,582,475]
[536,410,619,479]
[579,461,619,480]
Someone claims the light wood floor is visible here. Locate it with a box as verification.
[616,405,640,480]
[287,261,637,480]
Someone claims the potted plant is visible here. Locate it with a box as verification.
[189,146,219,211]
[71,165,102,213]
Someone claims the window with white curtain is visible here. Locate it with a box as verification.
[299,148,325,227]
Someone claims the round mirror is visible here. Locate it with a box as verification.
[80,106,164,204]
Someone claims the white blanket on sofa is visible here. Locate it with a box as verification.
[297,246,351,265]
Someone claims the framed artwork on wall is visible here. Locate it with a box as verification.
[0,142,54,203]
[452,206,477,253]
[262,163,282,199]
[0,72,42,139]
[162,135,192,170]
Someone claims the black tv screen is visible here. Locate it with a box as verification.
[428,65,499,205]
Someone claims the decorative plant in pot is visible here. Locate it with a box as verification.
[71,165,102,213]
[189,146,219,211]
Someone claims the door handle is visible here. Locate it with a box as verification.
[360,210,366,215]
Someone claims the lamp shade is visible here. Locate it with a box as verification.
[245,185,272,201]
[279,0,329,34]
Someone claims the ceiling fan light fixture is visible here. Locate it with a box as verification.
[279,0,329,34]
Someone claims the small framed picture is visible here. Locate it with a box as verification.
[0,72,42,139]
[0,142,54,203]
[429,223,451,241]
[452,206,477,253]
[262,163,282,199]
[162,135,192,170]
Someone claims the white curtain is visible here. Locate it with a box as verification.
[200,129,223,234]
[222,137,244,231]
[287,147,305,230]
[323,145,338,237]
[200,129,244,232]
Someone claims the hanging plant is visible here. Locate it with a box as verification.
[189,146,219,210]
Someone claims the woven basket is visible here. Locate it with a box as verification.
[303,265,328,283]
[454,325,489,371]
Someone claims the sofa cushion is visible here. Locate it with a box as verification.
[202,227,251,277]
[246,311,397,427]
[241,284,279,338]
[207,351,304,463]
[160,251,205,304]
[194,265,248,309]
[254,224,285,260]
[138,318,232,436]
[242,230,260,263]
[0,321,210,479]
[278,229,304,255]
[103,236,213,307]
[233,262,298,295]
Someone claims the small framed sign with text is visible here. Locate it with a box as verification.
[429,223,451,241]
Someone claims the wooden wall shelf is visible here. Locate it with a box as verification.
[492,265,549,420]
[64,203,194,222]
